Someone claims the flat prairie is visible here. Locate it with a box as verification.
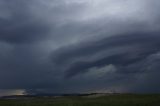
[0,94,160,106]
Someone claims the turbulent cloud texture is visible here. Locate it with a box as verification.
[0,0,160,95]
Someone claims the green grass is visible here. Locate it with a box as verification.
[0,94,160,106]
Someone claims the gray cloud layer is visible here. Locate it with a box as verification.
[0,0,160,94]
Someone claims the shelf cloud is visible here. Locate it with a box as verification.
[0,0,160,94]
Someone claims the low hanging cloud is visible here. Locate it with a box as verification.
[0,0,160,95]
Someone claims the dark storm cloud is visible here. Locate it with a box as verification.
[0,0,160,95]
[0,0,51,43]
[52,31,160,77]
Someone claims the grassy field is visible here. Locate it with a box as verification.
[0,94,160,106]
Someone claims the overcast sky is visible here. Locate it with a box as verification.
[0,0,160,96]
